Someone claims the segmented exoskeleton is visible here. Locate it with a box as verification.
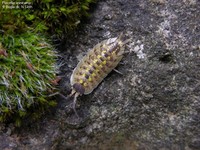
[69,33,129,117]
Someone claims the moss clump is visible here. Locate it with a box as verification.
[33,0,96,34]
[1,0,96,35]
[0,0,96,124]
[0,32,57,123]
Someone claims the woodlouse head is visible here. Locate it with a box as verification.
[73,83,85,95]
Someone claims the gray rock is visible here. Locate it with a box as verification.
[1,0,199,150]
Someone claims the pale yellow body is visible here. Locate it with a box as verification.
[70,34,127,95]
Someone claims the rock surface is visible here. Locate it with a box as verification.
[0,0,200,149]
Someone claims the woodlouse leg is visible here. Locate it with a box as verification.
[113,69,123,75]
[124,51,130,54]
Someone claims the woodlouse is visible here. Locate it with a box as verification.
[69,33,129,117]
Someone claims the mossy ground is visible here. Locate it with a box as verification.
[1,0,96,35]
[0,32,57,125]
[0,0,96,125]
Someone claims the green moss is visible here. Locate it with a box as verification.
[0,0,96,124]
[1,0,96,35]
[0,32,57,123]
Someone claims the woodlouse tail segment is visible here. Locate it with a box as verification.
[117,32,131,45]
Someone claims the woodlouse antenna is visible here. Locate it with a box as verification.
[52,90,80,118]
[72,92,80,118]
[66,89,80,118]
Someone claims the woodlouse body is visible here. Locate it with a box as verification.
[69,33,129,116]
